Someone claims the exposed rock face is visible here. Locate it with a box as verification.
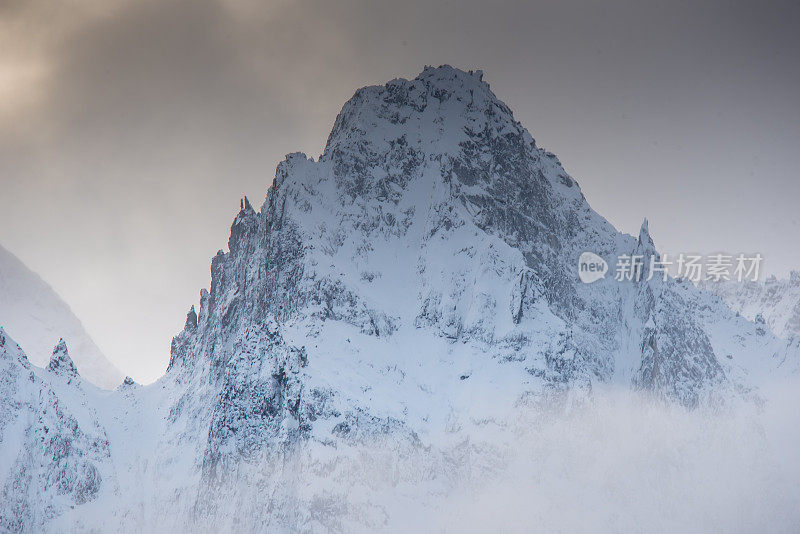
[1,66,798,532]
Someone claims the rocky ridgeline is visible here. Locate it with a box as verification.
[1,66,798,532]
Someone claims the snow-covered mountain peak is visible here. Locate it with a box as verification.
[416,63,486,85]
[159,65,788,440]
[47,339,78,378]
[4,67,800,531]
[324,65,503,158]
[326,65,523,143]
[317,65,573,206]
[117,375,137,390]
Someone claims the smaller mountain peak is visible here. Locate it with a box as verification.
[185,305,198,330]
[790,271,800,285]
[47,339,79,377]
[637,219,656,251]
[230,195,260,254]
[117,376,138,390]
[638,218,650,241]
[237,196,255,218]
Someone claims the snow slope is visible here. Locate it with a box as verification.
[0,244,123,389]
[0,329,115,532]
[704,272,800,340]
[1,66,799,532]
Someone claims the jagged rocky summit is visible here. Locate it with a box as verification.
[1,65,798,532]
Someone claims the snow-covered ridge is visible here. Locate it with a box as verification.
[703,272,800,340]
[1,65,799,532]
[0,329,113,532]
[0,244,123,389]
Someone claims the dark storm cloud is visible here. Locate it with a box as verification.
[1,0,799,381]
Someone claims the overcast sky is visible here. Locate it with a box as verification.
[1,0,799,383]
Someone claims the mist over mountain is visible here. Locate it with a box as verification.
[0,244,122,389]
[704,272,800,341]
[1,66,798,533]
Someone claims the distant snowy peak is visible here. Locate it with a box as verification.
[47,339,79,378]
[705,272,800,339]
[0,244,123,388]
